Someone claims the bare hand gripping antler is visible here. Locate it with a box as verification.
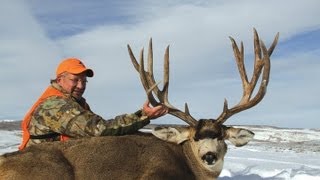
[127,28,279,127]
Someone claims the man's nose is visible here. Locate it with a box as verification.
[76,80,86,89]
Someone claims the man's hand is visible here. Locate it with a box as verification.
[142,100,168,119]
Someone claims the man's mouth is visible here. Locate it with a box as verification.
[73,90,84,96]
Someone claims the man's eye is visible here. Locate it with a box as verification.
[69,79,87,84]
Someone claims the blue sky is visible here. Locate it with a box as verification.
[0,0,319,128]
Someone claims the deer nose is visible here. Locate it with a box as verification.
[201,152,217,165]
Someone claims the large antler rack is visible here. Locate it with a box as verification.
[127,39,198,126]
[215,28,279,124]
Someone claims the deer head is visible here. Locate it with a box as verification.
[127,28,279,178]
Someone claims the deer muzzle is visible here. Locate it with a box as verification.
[202,152,217,165]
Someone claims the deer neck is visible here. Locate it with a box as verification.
[182,141,220,180]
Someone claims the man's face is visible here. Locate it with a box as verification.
[57,72,87,100]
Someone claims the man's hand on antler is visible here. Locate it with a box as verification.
[142,100,168,119]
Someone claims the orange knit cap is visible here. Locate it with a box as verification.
[56,58,94,77]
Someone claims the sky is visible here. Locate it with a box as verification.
[0,0,319,128]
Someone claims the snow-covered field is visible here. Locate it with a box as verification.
[221,126,320,179]
[1,120,319,179]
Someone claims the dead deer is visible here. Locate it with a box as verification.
[0,29,278,180]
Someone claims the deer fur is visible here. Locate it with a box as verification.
[0,124,253,180]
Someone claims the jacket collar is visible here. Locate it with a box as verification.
[51,81,70,97]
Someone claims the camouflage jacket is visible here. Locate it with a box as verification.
[27,82,150,147]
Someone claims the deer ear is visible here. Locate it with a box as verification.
[152,127,190,144]
[225,127,254,147]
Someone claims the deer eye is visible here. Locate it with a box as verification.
[194,130,222,141]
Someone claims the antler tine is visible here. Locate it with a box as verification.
[162,46,198,126]
[128,38,198,126]
[127,44,158,106]
[268,32,280,56]
[147,39,162,100]
[216,29,279,124]
[162,45,171,107]
[127,44,139,71]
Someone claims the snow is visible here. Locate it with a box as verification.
[0,130,20,155]
[0,120,319,179]
[221,126,320,179]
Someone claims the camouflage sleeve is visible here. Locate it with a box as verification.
[34,96,150,138]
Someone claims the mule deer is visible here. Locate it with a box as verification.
[0,29,278,180]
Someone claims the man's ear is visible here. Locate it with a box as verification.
[55,75,63,85]
[225,127,254,147]
[152,127,190,144]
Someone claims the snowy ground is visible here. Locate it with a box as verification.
[1,120,319,179]
[221,126,320,179]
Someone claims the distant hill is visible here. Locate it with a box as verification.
[0,120,21,131]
